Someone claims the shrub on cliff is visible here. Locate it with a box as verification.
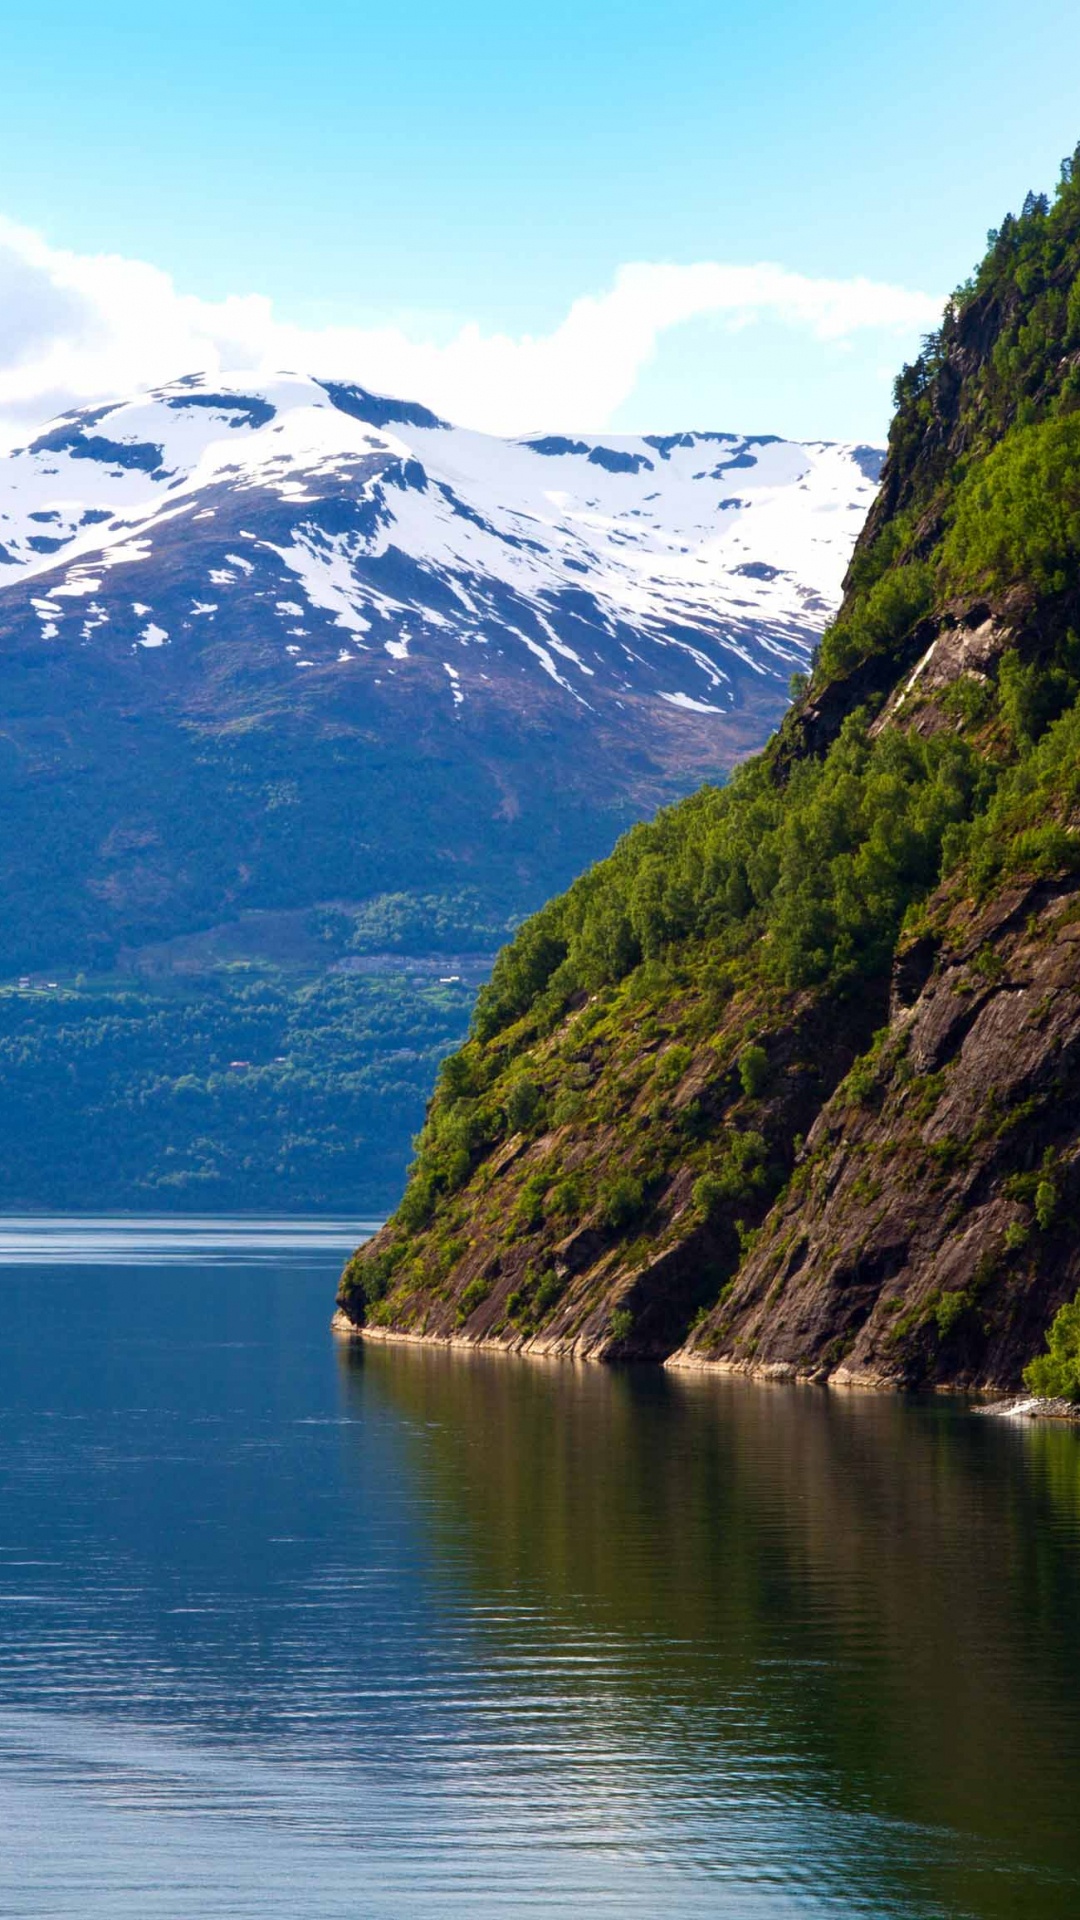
[599,1173,646,1231]
[943,416,1080,598]
[505,1076,545,1133]
[738,1045,769,1099]
[1024,1289,1080,1400]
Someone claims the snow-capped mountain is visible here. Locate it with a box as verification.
[0,372,879,717]
[0,374,880,973]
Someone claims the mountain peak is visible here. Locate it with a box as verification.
[0,370,878,723]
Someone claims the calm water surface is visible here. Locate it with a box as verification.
[1,1217,1080,1917]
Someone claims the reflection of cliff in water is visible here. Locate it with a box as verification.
[338,1344,1080,1920]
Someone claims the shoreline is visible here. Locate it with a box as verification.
[329,1311,1079,1415]
[976,1394,1080,1423]
[330,1307,601,1365]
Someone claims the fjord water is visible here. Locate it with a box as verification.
[2,1223,1080,1917]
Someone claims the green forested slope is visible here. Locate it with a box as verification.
[337,148,1080,1391]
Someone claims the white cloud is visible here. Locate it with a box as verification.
[0,215,944,443]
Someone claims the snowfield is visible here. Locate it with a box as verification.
[0,372,880,718]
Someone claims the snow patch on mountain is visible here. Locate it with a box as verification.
[0,372,881,719]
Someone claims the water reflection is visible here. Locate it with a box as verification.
[342,1345,1080,1919]
[0,1227,1078,1918]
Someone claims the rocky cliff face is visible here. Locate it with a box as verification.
[677,867,1080,1388]
[337,150,1080,1392]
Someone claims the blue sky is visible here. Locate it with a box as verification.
[2,0,1079,440]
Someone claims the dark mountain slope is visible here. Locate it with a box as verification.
[0,383,870,973]
[337,147,1080,1391]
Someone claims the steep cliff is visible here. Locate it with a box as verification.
[337,150,1080,1392]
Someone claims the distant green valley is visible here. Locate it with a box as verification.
[0,897,495,1210]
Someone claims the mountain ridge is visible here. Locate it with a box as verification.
[0,373,877,974]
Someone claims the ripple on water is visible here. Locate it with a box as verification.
[0,1220,1078,1917]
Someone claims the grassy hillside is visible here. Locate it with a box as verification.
[338,146,1080,1391]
